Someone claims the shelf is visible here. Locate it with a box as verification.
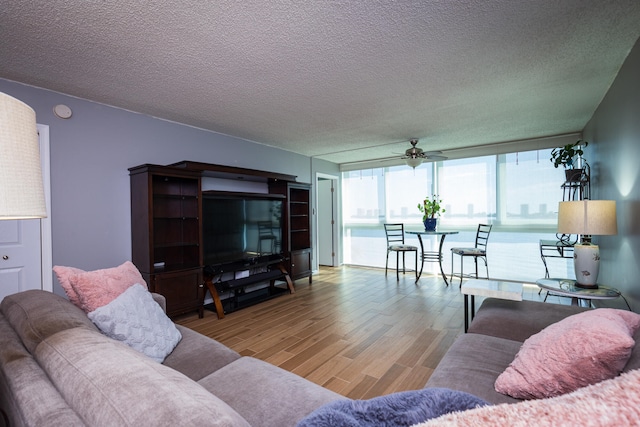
[153,242,199,249]
[153,216,199,220]
[152,262,201,272]
[153,193,198,198]
[205,285,289,315]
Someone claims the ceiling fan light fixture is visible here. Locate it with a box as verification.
[405,156,423,169]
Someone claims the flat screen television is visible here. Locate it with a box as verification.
[202,192,285,266]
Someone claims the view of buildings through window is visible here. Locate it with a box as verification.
[342,148,575,282]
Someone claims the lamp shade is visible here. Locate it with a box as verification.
[557,200,617,236]
[0,92,47,219]
[405,156,424,169]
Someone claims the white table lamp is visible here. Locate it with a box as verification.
[557,200,617,288]
[0,92,46,220]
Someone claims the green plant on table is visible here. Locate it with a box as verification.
[418,195,445,220]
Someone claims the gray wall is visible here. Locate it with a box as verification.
[0,79,337,295]
[584,38,640,311]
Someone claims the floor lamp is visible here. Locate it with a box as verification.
[557,200,617,288]
[0,91,47,220]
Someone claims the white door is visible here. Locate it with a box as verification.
[0,219,43,299]
[0,124,51,300]
[317,178,335,266]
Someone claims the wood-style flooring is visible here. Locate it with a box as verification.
[174,266,549,399]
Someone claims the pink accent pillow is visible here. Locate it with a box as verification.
[495,308,640,399]
[53,262,147,313]
[52,265,85,306]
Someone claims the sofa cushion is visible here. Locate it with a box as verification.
[35,327,250,427]
[199,357,343,426]
[415,368,640,427]
[0,314,85,427]
[495,308,640,399]
[163,325,241,381]
[0,289,97,354]
[468,298,590,342]
[54,261,146,313]
[88,283,182,363]
[296,388,488,427]
[424,333,522,405]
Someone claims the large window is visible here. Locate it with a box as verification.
[501,151,562,226]
[342,148,573,282]
[439,156,496,226]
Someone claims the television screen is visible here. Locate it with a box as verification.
[202,193,284,266]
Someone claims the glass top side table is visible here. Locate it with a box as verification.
[535,278,628,308]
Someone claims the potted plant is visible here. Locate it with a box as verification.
[417,195,445,231]
[550,140,588,182]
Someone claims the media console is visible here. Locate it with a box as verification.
[203,255,294,319]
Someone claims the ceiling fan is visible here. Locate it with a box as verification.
[402,139,447,168]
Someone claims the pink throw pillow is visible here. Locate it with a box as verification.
[54,261,146,313]
[52,265,86,306]
[495,308,640,399]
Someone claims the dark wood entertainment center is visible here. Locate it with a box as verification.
[129,161,312,319]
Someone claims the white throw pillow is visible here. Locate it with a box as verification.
[88,283,182,362]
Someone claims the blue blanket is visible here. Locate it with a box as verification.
[296,388,488,427]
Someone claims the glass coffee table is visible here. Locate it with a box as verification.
[535,278,628,308]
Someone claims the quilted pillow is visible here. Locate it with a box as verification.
[495,308,640,399]
[88,283,181,362]
[53,261,146,313]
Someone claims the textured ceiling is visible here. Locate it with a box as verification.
[1,1,639,165]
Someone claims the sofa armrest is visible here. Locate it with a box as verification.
[151,293,167,313]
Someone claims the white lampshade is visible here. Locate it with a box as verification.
[0,92,47,219]
[557,200,616,288]
[405,156,424,169]
[557,200,617,236]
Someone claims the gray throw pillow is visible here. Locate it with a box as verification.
[88,283,181,362]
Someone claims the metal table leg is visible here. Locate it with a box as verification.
[414,233,451,285]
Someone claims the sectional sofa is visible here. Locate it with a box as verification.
[2,288,638,426]
[0,289,341,426]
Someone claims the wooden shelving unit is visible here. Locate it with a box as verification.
[270,181,312,283]
[130,161,311,317]
[129,165,204,317]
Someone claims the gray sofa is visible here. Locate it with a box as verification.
[0,290,341,427]
[3,289,638,427]
[425,297,640,404]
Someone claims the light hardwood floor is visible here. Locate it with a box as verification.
[174,266,549,399]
